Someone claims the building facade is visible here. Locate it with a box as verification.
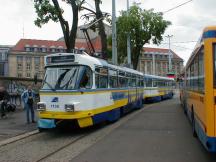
[0,45,13,76]
[138,47,184,77]
[8,37,103,79]
[9,39,67,79]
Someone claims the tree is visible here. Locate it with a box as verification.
[117,5,171,69]
[81,0,111,59]
[33,0,85,52]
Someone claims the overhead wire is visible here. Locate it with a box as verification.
[163,0,193,14]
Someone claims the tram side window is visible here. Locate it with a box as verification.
[139,76,144,87]
[118,71,127,87]
[153,80,157,87]
[126,73,131,87]
[95,67,108,88]
[78,66,93,89]
[145,78,152,87]
[131,75,136,87]
[109,69,118,88]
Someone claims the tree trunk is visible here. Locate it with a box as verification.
[69,0,79,52]
[95,0,107,59]
[52,0,70,52]
[132,47,142,70]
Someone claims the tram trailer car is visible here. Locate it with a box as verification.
[37,52,144,130]
[143,74,175,103]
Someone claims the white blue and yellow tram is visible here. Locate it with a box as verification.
[143,74,175,102]
[37,52,144,129]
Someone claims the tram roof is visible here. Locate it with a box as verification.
[45,52,143,76]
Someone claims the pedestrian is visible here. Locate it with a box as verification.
[21,85,36,124]
[0,85,10,118]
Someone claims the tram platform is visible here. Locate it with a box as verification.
[0,107,38,142]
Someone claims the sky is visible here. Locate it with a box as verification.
[1,0,216,64]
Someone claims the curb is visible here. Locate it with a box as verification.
[0,130,39,147]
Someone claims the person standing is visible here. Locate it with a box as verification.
[21,85,36,124]
[0,85,10,118]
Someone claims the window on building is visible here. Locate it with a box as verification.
[25,47,30,52]
[26,73,31,78]
[17,56,23,62]
[17,73,22,78]
[34,57,40,67]
[17,63,23,70]
[26,63,31,70]
[26,56,32,62]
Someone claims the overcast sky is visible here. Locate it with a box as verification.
[1,0,216,64]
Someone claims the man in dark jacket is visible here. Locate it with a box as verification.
[0,86,10,118]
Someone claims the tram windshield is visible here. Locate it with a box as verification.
[42,65,92,90]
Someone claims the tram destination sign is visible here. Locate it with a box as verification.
[46,55,75,64]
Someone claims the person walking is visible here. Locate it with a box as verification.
[21,85,36,124]
[0,85,10,118]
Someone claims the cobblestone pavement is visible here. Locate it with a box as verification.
[0,108,38,141]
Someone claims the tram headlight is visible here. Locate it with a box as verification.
[65,104,74,112]
[37,103,46,111]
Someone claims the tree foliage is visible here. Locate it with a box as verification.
[117,5,171,69]
[33,0,85,52]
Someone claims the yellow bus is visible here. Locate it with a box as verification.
[180,26,216,152]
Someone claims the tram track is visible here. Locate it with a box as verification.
[36,133,88,162]
[0,130,39,147]
[0,103,157,161]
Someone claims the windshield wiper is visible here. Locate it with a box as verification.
[43,80,56,91]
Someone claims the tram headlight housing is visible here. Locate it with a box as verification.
[37,103,46,111]
[65,104,74,112]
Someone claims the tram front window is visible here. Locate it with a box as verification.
[42,66,92,90]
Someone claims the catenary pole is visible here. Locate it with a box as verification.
[127,0,131,68]
[112,0,118,65]
[166,35,173,72]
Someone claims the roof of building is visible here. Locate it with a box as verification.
[143,47,183,61]
[11,38,102,53]
[11,39,66,52]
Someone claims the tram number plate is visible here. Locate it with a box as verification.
[51,104,59,108]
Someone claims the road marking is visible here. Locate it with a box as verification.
[0,130,39,147]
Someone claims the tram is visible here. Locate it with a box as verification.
[36,51,175,130]
[143,74,175,102]
[180,26,216,152]
[37,51,144,129]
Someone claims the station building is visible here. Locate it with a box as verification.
[137,47,184,77]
